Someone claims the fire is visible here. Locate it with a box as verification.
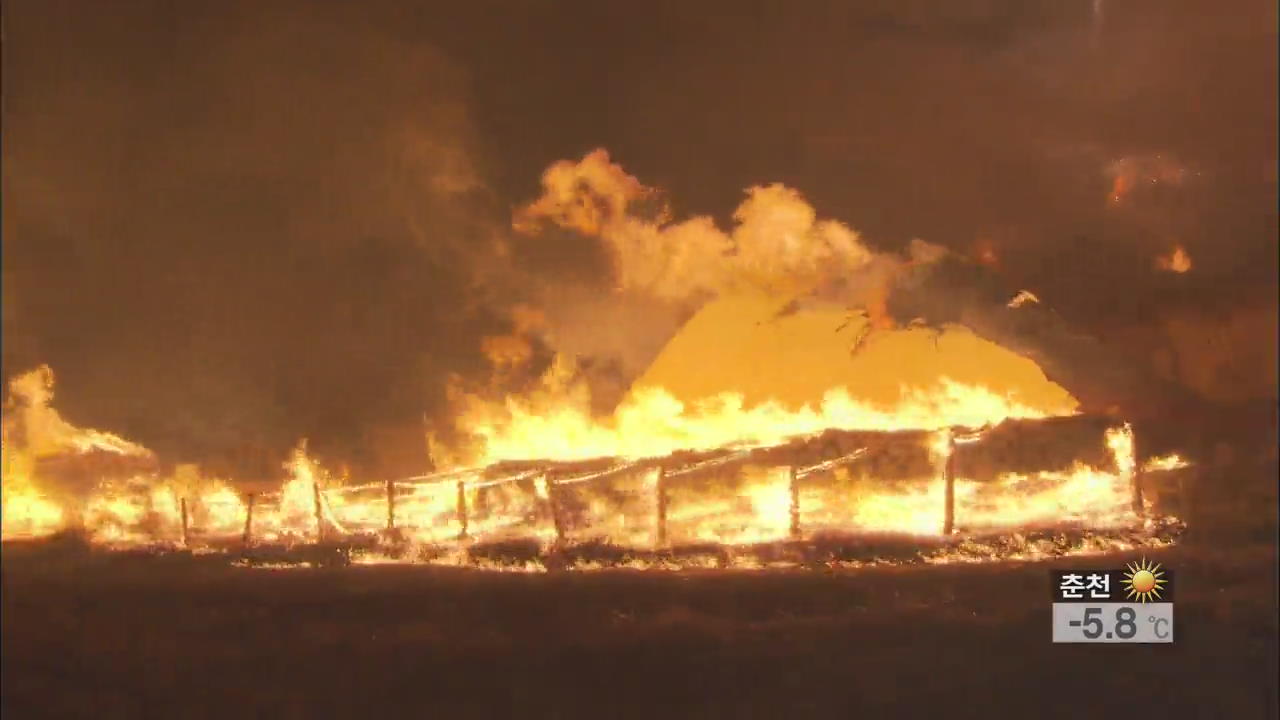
[954,464,1133,531]
[1007,290,1040,309]
[0,361,1179,566]
[5,365,152,459]
[0,366,252,545]
[1,432,64,538]
[0,484,65,540]
[447,366,1068,468]
[2,365,153,541]
[1156,245,1193,273]
[0,320,1176,561]
[1105,424,1135,476]
[801,473,946,537]
[1143,454,1190,472]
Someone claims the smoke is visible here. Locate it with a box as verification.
[513,150,875,303]
[486,150,883,416]
[4,0,1274,476]
[2,3,510,476]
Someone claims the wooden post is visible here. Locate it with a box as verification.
[312,482,325,543]
[179,497,190,547]
[1130,432,1146,519]
[456,479,469,540]
[386,479,396,531]
[655,467,668,547]
[242,493,256,546]
[942,433,956,536]
[788,465,801,540]
[548,475,566,545]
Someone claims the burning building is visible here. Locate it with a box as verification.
[0,155,1196,568]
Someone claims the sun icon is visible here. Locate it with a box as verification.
[1122,558,1168,603]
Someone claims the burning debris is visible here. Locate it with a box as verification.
[0,361,1187,570]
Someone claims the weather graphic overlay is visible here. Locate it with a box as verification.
[1051,558,1175,643]
[1121,558,1168,603]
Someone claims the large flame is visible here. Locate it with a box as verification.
[0,362,1180,564]
[448,368,1065,468]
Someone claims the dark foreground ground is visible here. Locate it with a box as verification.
[4,454,1277,719]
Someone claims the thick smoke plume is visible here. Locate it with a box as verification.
[4,0,1274,477]
[484,150,883,418]
[2,5,509,477]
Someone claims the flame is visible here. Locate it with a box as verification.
[1007,290,1040,308]
[5,365,152,459]
[954,464,1132,531]
[0,477,66,540]
[5,359,1169,559]
[1143,454,1190,472]
[447,364,1066,468]
[1156,245,1192,273]
[2,366,153,540]
[1,387,1174,564]
[801,473,946,537]
[1105,424,1135,476]
[1,429,64,538]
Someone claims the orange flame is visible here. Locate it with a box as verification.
[1155,245,1192,273]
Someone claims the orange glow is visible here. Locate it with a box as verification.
[1156,245,1193,273]
[973,237,1000,266]
[1107,154,1189,205]
[628,290,1077,429]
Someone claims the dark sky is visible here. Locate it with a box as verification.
[3,0,1276,474]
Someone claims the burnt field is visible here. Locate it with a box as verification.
[3,452,1276,719]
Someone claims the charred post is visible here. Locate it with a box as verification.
[548,475,567,546]
[655,467,669,547]
[456,479,469,540]
[242,493,256,546]
[179,497,190,547]
[312,482,325,543]
[1131,433,1146,519]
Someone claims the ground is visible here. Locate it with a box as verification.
[3,454,1276,719]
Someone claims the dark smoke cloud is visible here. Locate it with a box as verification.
[3,0,1275,474]
[882,254,1200,420]
[2,2,510,476]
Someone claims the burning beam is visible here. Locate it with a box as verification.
[4,406,1180,564]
